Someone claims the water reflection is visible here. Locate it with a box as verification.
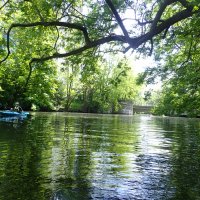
[0,113,200,199]
[157,117,200,200]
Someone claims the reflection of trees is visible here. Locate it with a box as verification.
[101,116,139,172]
[46,114,140,199]
[0,117,52,200]
[155,117,200,200]
[0,120,45,199]
[0,113,140,200]
[170,121,200,199]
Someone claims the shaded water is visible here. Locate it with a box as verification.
[0,113,200,200]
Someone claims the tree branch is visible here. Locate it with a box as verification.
[24,61,33,90]
[54,26,60,49]
[0,2,198,65]
[150,0,177,32]
[29,34,126,63]
[178,0,192,9]
[162,26,170,39]
[130,8,196,49]
[0,0,9,10]
[105,0,130,40]
[149,38,153,56]
[0,21,91,64]
[179,36,193,68]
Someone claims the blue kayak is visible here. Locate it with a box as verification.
[0,110,30,117]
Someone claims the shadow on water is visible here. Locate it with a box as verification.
[153,117,200,200]
[0,113,200,199]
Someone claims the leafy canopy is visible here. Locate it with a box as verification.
[0,0,200,65]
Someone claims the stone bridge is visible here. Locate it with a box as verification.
[133,105,154,114]
[118,101,154,115]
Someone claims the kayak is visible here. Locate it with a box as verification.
[0,110,30,117]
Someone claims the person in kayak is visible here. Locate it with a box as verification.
[13,102,23,112]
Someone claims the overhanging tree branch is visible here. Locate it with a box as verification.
[129,8,196,48]
[0,21,91,64]
[54,26,60,50]
[178,0,192,9]
[24,61,33,90]
[105,0,130,40]
[0,0,9,10]
[0,2,198,65]
[29,34,127,63]
[150,0,177,32]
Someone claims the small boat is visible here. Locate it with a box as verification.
[0,110,30,117]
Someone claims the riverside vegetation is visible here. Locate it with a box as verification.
[0,0,200,116]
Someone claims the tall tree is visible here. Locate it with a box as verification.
[79,56,141,113]
[138,11,200,116]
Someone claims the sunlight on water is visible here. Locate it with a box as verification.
[0,113,200,199]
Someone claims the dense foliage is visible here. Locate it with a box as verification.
[0,0,200,114]
[139,6,200,116]
[56,55,141,113]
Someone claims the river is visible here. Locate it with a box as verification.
[0,112,200,200]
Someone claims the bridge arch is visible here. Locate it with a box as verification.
[133,105,153,114]
[118,101,154,115]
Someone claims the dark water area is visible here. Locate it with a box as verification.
[0,113,200,200]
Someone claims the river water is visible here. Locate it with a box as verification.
[0,113,200,200]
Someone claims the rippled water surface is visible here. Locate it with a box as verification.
[0,113,200,200]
